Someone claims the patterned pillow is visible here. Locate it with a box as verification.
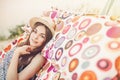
[37,9,120,80]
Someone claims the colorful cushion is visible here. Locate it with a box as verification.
[37,9,120,80]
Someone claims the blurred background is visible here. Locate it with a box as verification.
[0,0,120,50]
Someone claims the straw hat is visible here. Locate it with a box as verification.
[29,16,56,36]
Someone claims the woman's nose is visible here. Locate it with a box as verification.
[34,34,39,39]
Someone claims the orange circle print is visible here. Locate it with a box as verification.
[79,70,97,80]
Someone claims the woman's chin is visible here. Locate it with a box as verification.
[30,43,37,48]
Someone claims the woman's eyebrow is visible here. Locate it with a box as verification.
[40,33,46,35]
[38,33,46,37]
[36,29,45,35]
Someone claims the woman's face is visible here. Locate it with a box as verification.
[29,25,46,48]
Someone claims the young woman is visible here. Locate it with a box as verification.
[0,16,55,80]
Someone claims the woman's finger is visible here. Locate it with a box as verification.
[26,47,32,52]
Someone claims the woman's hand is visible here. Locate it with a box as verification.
[14,45,32,56]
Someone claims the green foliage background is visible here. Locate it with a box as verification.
[0,24,25,41]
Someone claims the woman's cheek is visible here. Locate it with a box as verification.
[38,40,44,46]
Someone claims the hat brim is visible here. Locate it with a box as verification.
[29,17,55,36]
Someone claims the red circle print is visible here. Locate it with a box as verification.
[107,27,120,38]
[97,58,112,71]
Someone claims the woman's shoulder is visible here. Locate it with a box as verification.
[29,53,47,69]
[32,53,47,63]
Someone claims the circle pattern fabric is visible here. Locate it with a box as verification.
[39,10,120,80]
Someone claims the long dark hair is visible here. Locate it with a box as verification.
[18,22,53,69]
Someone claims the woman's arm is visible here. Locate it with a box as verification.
[6,52,19,80]
[18,54,47,80]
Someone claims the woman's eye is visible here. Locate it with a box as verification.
[41,35,46,39]
[39,33,46,39]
